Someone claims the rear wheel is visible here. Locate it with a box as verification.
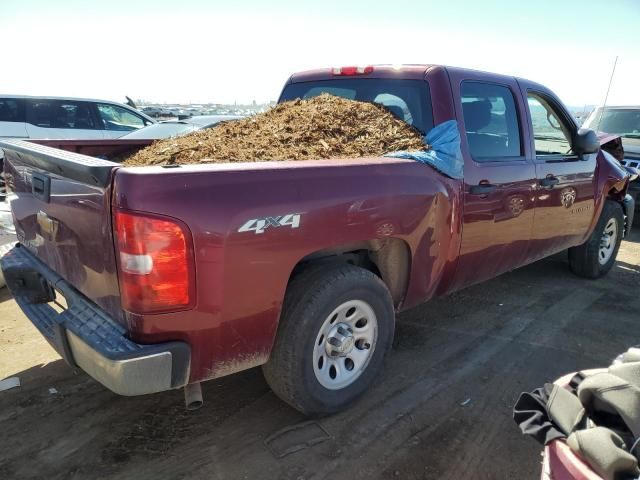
[569,200,624,278]
[263,264,395,416]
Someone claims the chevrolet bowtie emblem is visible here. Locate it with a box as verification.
[560,188,577,209]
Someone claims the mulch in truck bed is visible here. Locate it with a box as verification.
[123,94,427,167]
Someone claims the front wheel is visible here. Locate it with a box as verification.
[569,200,624,279]
[263,264,395,416]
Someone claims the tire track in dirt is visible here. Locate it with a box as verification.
[304,288,604,479]
[2,237,637,480]
[116,287,603,480]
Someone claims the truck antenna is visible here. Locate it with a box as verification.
[597,55,618,132]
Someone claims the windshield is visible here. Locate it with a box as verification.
[280,79,433,134]
[583,108,640,138]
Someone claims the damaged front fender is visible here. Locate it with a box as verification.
[599,149,634,236]
[600,150,630,196]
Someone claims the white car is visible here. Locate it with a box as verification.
[0,95,155,139]
[120,115,243,139]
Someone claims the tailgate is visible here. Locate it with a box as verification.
[1,140,124,323]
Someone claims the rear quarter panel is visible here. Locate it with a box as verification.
[113,159,461,382]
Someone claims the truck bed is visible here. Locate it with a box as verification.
[29,138,154,162]
[0,138,460,383]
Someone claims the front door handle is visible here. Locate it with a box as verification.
[469,183,497,195]
[539,176,559,188]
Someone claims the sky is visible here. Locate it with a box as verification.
[2,0,639,107]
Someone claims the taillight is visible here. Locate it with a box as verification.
[114,210,194,314]
[330,65,374,76]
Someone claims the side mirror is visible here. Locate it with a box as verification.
[573,128,600,157]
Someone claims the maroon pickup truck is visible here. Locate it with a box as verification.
[0,65,634,415]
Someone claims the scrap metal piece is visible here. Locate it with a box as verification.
[0,376,20,392]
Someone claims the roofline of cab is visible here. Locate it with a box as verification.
[287,64,541,85]
[288,64,438,83]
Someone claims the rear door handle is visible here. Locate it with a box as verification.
[469,183,497,195]
[539,176,559,188]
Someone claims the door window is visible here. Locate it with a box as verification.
[460,82,522,161]
[0,99,25,123]
[527,93,574,157]
[26,100,97,129]
[97,104,145,131]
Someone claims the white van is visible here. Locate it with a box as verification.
[0,95,156,139]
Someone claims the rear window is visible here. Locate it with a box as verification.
[0,99,25,122]
[460,81,522,160]
[280,79,433,134]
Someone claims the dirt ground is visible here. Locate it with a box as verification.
[1,232,639,480]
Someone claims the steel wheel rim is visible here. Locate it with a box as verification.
[598,217,618,265]
[313,299,378,390]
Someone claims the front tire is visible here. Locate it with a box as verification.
[569,200,624,278]
[263,264,395,416]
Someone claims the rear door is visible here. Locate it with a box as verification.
[523,89,596,259]
[25,99,106,139]
[450,74,537,290]
[0,98,28,138]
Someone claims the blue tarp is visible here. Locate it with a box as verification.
[385,120,463,179]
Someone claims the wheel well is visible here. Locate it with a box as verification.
[288,238,411,308]
[607,187,626,203]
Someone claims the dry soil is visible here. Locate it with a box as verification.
[1,232,639,479]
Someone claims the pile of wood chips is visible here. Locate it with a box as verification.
[123,94,427,167]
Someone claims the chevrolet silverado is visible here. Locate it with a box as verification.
[0,65,634,415]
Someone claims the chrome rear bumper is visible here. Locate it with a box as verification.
[1,244,190,396]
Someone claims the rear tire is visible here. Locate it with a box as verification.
[569,200,624,279]
[263,264,395,416]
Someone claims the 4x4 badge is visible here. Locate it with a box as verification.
[238,214,301,235]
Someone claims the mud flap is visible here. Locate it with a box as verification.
[623,194,635,236]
